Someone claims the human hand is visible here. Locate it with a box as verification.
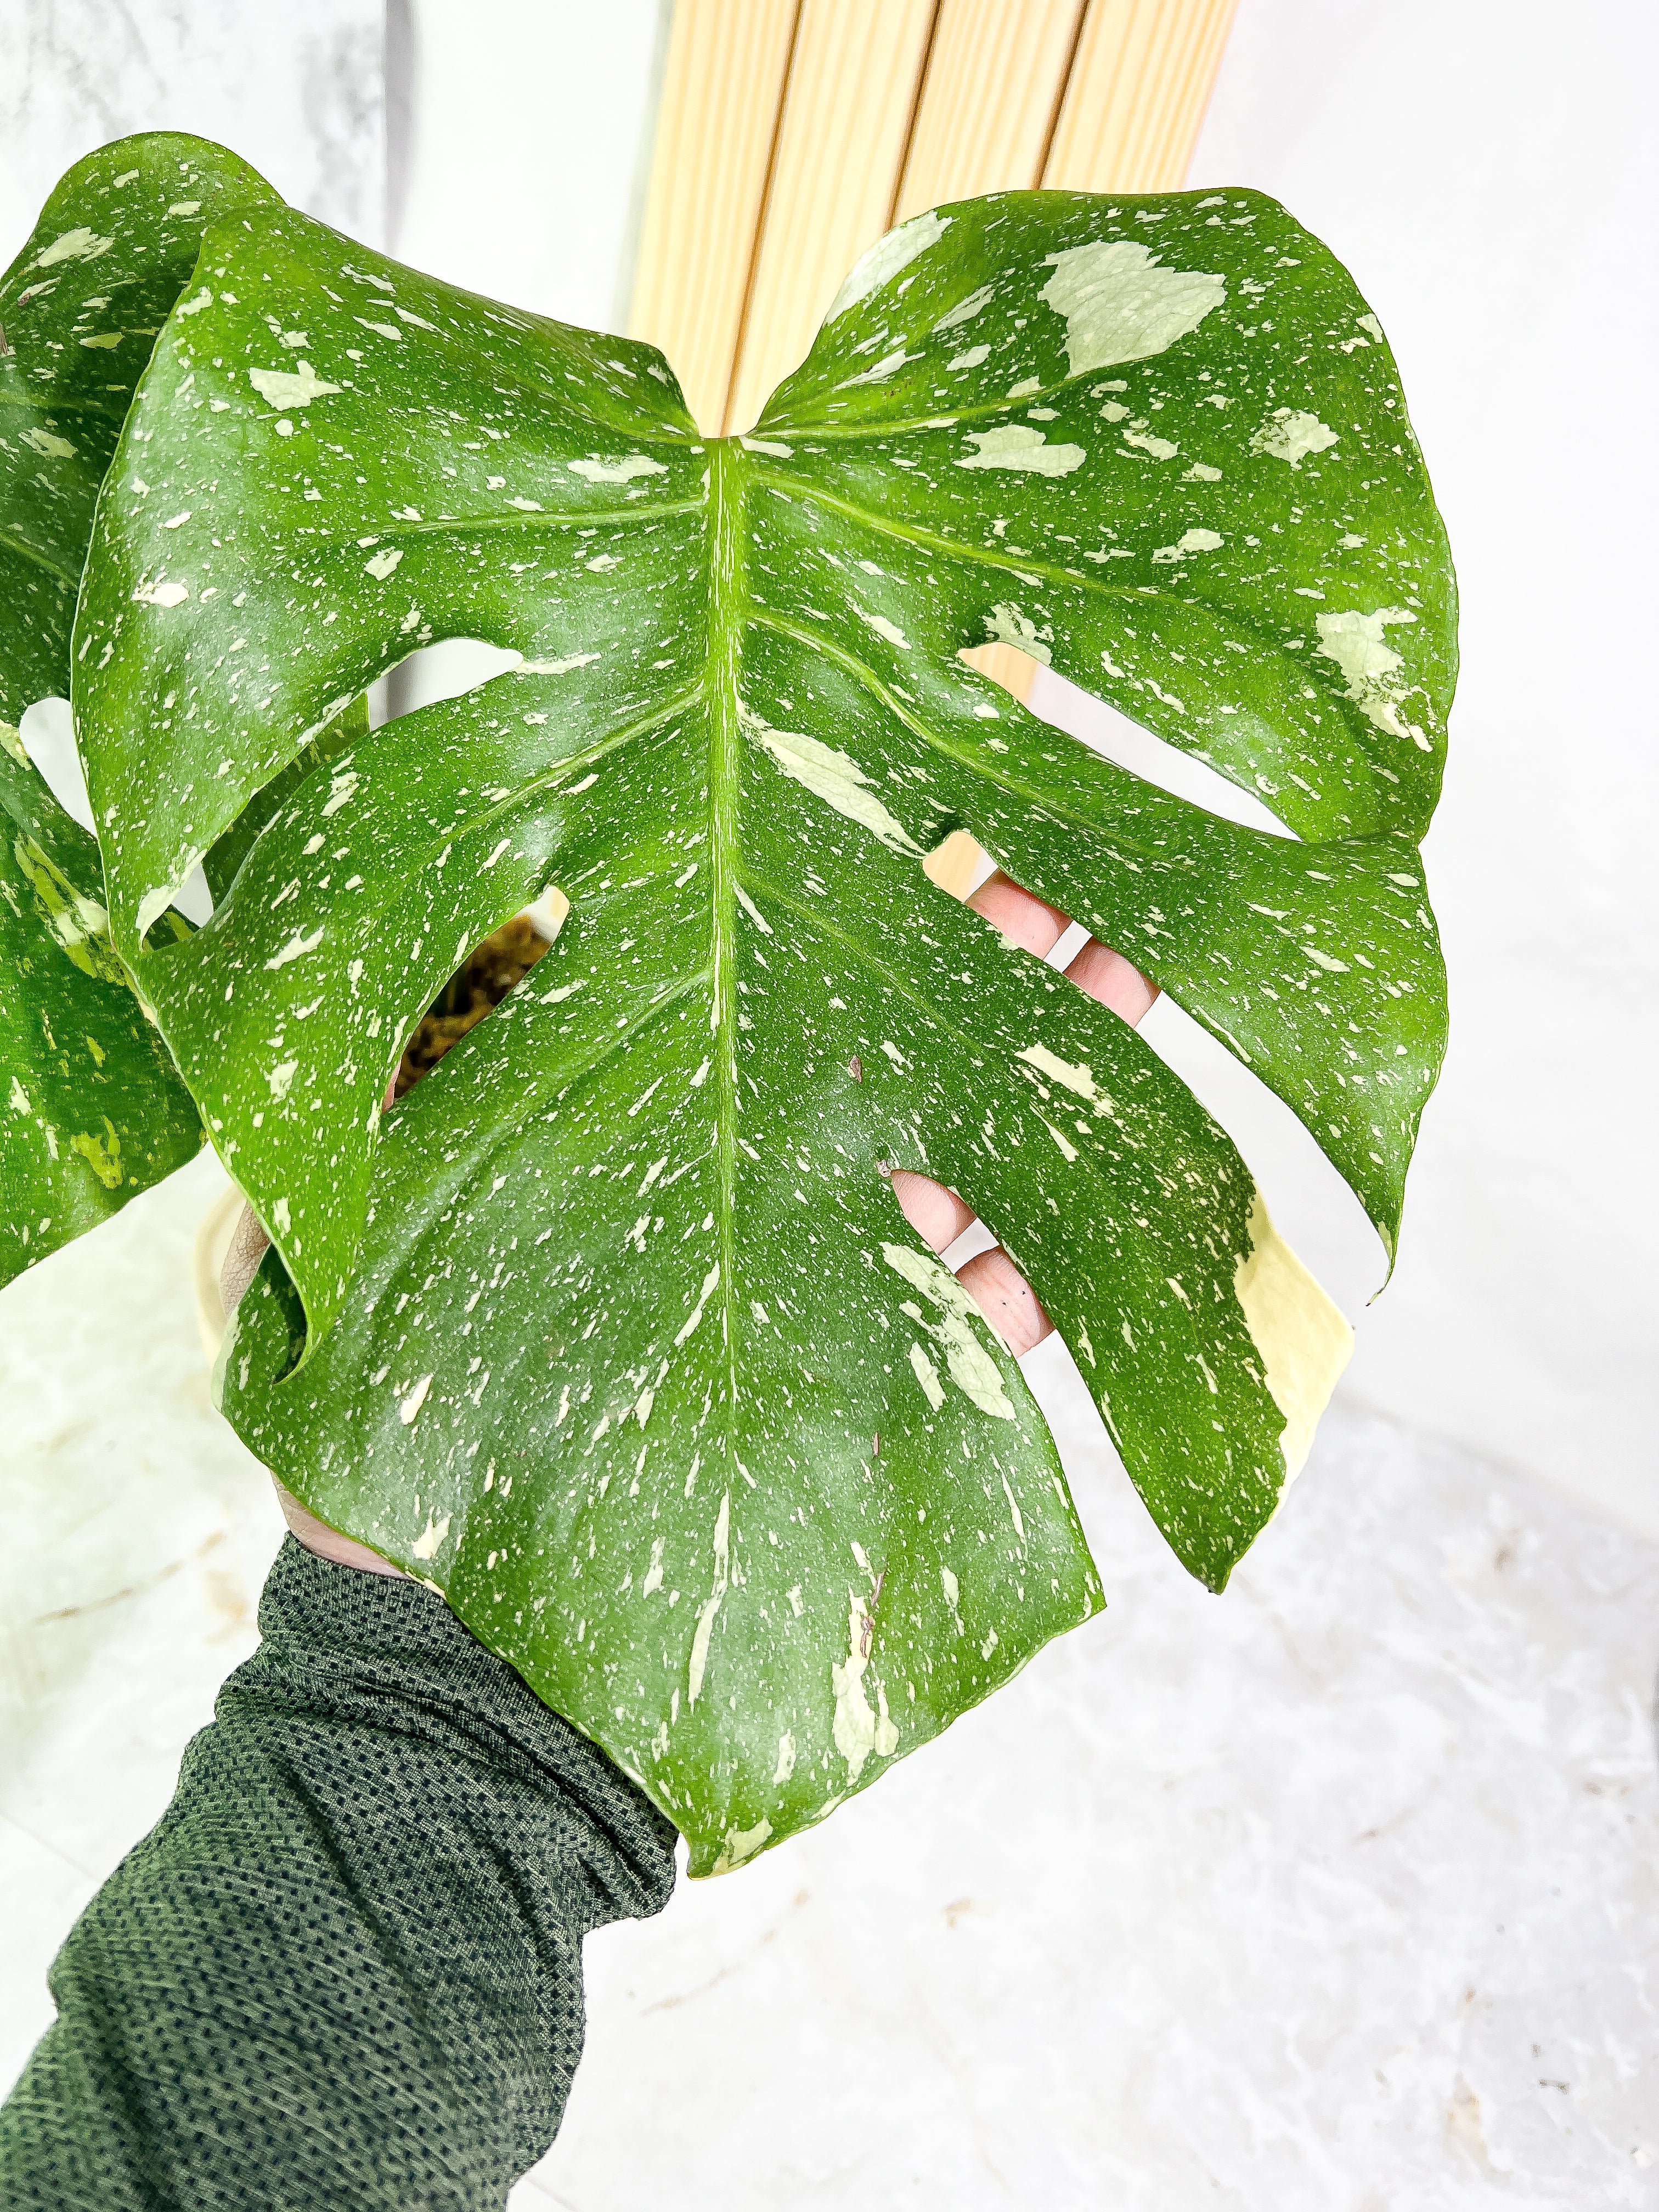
[219,1166,409,1577]
[888,868,1157,1356]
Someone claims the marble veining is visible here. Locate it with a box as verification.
[0,0,385,254]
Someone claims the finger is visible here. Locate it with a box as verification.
[274,1480,409,1578]
[889,1167,975,1254]
[956,1245,1051,1357]
[967,868,1158,1025]
[966,868,1069,957]
[1064,934,1158,1025]
[887,1172,1054,1355]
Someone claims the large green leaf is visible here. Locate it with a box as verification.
[75,177,1452,1872]
[0,137,276,1282]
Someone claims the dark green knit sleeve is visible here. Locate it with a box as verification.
[0,1536,678,2211]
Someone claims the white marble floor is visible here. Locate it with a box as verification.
[3,1155,1655,2208]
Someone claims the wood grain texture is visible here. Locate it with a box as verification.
[1045,0,1240,191]
[628,0,802,433]
[722,0,937,434]
[922,826,990,899]
[894,0,1087,221]
[630,0,1242,687]
[960,639,1043,707]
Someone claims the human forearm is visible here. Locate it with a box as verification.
[0,1537,676,2210]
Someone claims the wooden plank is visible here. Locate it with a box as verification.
[722,0,937,435]
[1044,0,1239,193]
[894,0,1087,222]
[923,827,990,900]
[966,0,1238,714]
[628,0,803,435]
[896,0,1087,709]
[631,0,1241,737]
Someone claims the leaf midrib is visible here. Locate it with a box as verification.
[708,441,745,1490]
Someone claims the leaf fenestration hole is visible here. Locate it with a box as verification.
[1019,667,1380,1307]
[371,636,524,726]
[390,901,566,1102]
[194,640,527,939]
[922,827,996,902]
[1026,662,1298,839]
[936,642,1044,899]
[1137,990,1385,1318]
[362,638,556,1097]
[946,654,1374,1308]
[958,640,1042,706]
[20,695,213,926]
[17,697,93,832]
[957,641,1298,841]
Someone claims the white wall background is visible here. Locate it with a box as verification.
[385,0,668,331]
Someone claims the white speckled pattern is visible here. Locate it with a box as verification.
[3,1158,1654,2204]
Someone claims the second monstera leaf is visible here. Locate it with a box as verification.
[0,136,281,1284]
[75,169,1452,1871]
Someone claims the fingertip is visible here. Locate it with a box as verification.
[966,870,1070,959]
[956,1245,1052,1357]
[889,1167,977,1254]
[1064,936,1159,1026]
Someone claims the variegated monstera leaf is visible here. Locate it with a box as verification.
[0,138,276,1282]
[73,159,1452,1872]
